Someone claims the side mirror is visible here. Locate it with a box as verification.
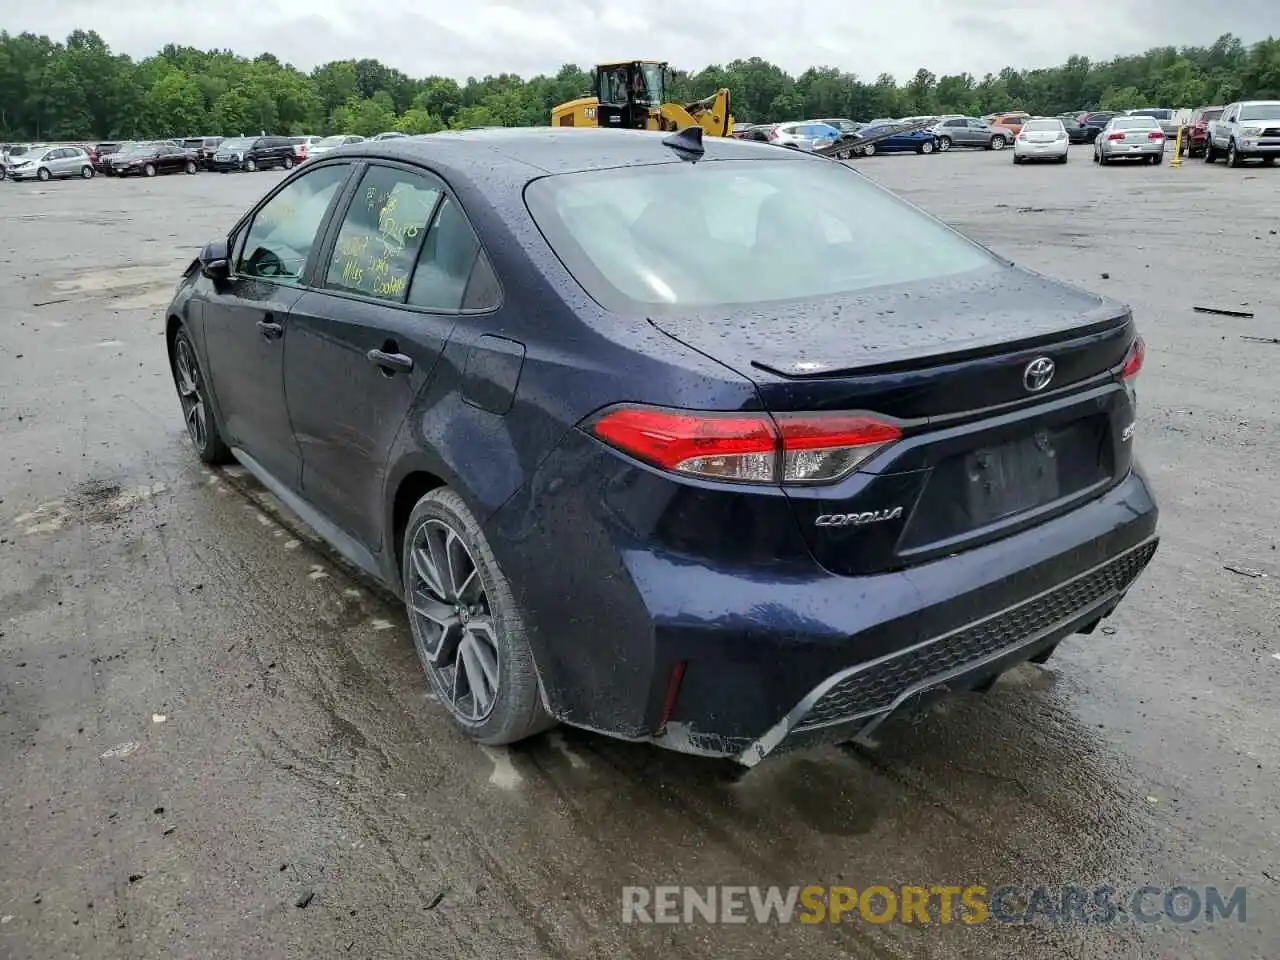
[199,238,230,280]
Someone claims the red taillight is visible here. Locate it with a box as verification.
[1148,131,1164,140]
[1107,131,1125,140]
[299,144,308,159]
[588,405,901,485]
[1121,336,1145,379]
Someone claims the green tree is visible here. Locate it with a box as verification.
[145,69,204,135]
[4,28,1280,141]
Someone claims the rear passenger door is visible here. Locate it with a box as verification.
[284,160,500,549]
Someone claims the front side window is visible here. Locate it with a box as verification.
[237,163,351,283]
[526,159,997,312]
[325,165,442,301]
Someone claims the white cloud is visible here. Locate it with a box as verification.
[11,0,1280,82]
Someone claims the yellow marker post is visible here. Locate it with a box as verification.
[1171,126,1183,167]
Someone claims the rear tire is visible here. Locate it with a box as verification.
[1151,153,1163,165]
[990,135,1006,150]
[402,488,554,746]
[937,136,952,152]
[245,158,257,172]
[81,165,94,179]
[282,156,294,170]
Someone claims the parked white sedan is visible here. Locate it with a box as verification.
[1013,118,1070,164]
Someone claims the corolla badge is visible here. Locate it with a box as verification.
[1023,356,1055,392]
[815,507,904,528]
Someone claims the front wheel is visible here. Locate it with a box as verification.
[937,136,952,152]
[37,167,51,181]
[81,165,94,179]
[1204,140,1217,162]
[185,160,197,174]
[144,163,156,177]
[862,143,876,157]
[244,158,257,172]
[990,135,1006,150]
[282,156,294,170]
[1226,142,1242,167]
[170,328,231,464]
[402,488,554,746]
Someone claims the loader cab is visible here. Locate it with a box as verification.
[594,61,667,130]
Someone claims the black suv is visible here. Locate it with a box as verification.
[182,136,224,170]
[210,135,297,173]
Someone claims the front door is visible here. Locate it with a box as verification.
[201,161,355,487]
[284,161,498,548]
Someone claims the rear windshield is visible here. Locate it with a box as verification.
[1240,104,1280,121]
[1129,109,1171,119]
[525,159,997,312]
[1113,117,1157,129]
[1022,120,1062,131]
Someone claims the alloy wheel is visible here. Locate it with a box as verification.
[408,519,501,723]
[938,136,951,151]
[174,338,208,450]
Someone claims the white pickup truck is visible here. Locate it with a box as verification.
[1204,100,1280,166]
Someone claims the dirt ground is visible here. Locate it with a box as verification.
[1,145,1277,959]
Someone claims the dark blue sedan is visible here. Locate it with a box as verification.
[856,123,940,155]
[165,127,1158,766]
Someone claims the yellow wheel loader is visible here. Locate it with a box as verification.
[550,61,733,137]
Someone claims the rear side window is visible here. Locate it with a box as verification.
[526,159,996,312]
[325,165,443,301]
[406,195,483,310]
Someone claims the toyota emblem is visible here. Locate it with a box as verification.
[1023,357,1055,392]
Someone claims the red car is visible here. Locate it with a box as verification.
[1182,106,1223,157]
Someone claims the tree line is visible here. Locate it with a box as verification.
[1,29,1278,142]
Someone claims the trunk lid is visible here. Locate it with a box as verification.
[648,266,1138,575]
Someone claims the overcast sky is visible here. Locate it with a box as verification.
[11,0,1280,81]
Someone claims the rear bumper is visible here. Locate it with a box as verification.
[1014,141,1069,158]
[492,430,1159,762]
[737,533,1156,765]
[1101,142,1163,158]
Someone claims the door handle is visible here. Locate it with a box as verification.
[367,348,414,373]
[257,315,283,340]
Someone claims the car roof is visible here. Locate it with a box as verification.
[325,127,812,182]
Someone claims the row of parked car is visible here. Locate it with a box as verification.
[0,131,408,182]
[729,102,1280,168]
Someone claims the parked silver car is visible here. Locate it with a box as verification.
[932,117,1014,151]
[1093,115,1166,165]
[768,121,841,151]
[305,134,365,161]
[1013,118,1070,163]
[5,144,95,181]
